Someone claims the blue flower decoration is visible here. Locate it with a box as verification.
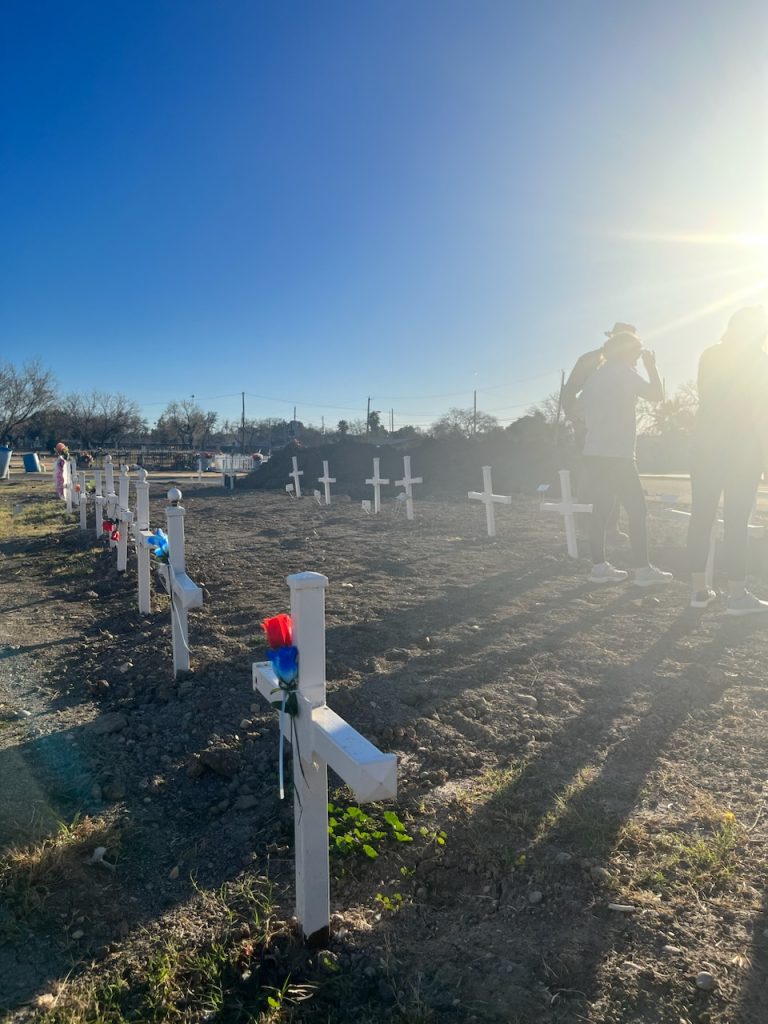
[267,644,299,684]
[147,528,169,562]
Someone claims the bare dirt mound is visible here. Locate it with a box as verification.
[239,436,560,499]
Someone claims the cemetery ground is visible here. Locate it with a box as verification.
[1,479,768,1024]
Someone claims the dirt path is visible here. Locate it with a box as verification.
[1,479,768,1022]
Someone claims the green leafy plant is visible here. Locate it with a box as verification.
[327,804,414,859]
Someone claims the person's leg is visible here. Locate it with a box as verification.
[687,450,724,592]
[582,457,616,564]
[722,461,762,595]
[614,461,649,568]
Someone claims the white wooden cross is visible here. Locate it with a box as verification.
[103,455,118,537]
[365,457,389,514]
[540,469,592,558]
[289,457,304,498]
[63,457,75,513]
[78,470,88,531]
[155,488,203,676]
[115,464,133,572]
[93,469,105,540]
[318,461,336,506]
[132,468,153,614]
[395,455,422,521]
[468,465,511,538]
[253,572,397,944]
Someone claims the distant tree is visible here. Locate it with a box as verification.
[526,391,562,426]
[431,406,499,438]
[154,400,217,448]
[0,361,56,444]
[367,410,384,435]
[506,410,552,443]
[337,419,349,436]
[390,424,424,439]
[59,391,145,447]
[637,381,698,437]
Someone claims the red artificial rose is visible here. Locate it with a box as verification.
[262,613,293,649]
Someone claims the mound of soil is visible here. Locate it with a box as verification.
[239,437,562,500]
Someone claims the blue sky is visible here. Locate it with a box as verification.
[1,1,766,431]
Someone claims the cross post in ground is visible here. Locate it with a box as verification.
[115,465,133,572]
[289,456,304,498]
[395,456,422,521]
[468,465,511,537]
[365,457,389,514]
[158,488,203,676]
[93,470,105,539]
[253,572,397,944]
[133,468,153,614]
[318,461,336,505]
[78,471,88,531]
[540,469,592,558]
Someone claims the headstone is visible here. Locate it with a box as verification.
[290,457,304,498]
[253,572,397,944]
[365,457,389,515]
[540,469,592,558]
[394,456,422,521]
[156,488,203,676]
[468,465,511,538]
[318,461,335,506]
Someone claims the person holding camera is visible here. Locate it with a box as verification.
[579,326,672,585]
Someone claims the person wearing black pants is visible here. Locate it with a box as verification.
[579,328,672,585]
[687,306,768,614]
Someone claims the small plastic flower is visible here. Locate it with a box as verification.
[267,643,299,684]
[110,528,120,542]
[147,528,169,562]
[262,613,293,649]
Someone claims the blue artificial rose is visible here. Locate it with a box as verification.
[267,644,299,684]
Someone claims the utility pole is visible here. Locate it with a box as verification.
[366,396,371,435]
[390,408,394,433]
[473,390,477,436]
[241,392,246,453]
[321,415,325,435]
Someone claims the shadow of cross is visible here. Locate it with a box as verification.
[253,571,397,946]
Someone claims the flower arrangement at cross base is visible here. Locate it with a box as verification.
[54,442,70,499]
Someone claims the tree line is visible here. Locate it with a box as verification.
[1,360,697,452]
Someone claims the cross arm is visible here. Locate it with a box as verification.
[157,565,203,609]
[540,501,593,513]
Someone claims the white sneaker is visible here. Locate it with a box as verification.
[633,565,674,587]
[725,591,768,616]
[590,562,628,584]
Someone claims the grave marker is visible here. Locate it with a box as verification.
[156,488,203,676]
[289,457,304,498]
[93,469,105,540]
[115,465,133,572]
[318,461,335,506]
[253,572,397,943]
[133,468,153,614]
[365,457,389,514]
[78,470,88,531]
[468,465,511,538]
[540,469,592,558]
[394,456,422,521]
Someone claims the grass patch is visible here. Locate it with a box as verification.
[0,495,71,542]
[0,812,126,935]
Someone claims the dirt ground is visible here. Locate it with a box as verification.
[1,475,768,1023]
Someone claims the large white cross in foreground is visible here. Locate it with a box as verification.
[289,457,304,498]
[365,457,389,514]
[253,572,397,944]
[156,488,203,676]
[540,469,592,559]
[395,456,422,521]
[468,465,511,537]
[318,461,336,505]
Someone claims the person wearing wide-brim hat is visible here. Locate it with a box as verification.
[578,325,672,585]
[687,306,768,614]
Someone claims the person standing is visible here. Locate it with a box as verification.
[580,328,672,585]
[687,306,768,614]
